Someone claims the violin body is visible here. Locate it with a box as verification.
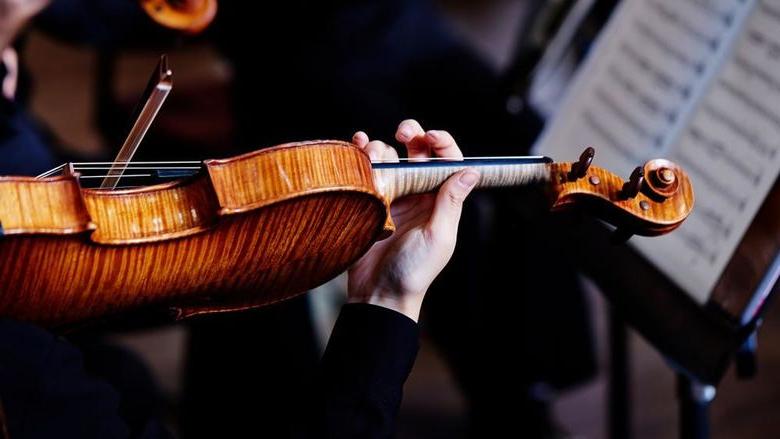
[1,141,387,327]
[0,141,693,328]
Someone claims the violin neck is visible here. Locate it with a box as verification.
[372,157,553,202]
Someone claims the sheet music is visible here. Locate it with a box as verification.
[534,0,780,303]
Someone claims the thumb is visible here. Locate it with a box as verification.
[427,168,480,241]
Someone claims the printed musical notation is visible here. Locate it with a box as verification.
[534,0,780,303]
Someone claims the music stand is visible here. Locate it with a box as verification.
[567,174,780,439]
[506,0,779,435]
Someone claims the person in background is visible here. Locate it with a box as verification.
[0,0,57,175]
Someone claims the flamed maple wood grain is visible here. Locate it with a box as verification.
[0,141,388,327]
[378,159,693,234]
[84,176,220,244]
[549,160,694,235]
[0,194,384,326]
[0,175,93,234]
[0,141,695,327]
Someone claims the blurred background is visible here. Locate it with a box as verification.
[11,0,780,437]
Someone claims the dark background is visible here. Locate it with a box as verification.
[20,1,780,437]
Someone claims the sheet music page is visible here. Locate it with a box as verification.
[533,0,780,303]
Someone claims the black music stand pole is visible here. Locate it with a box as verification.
[675,246,780,439]
[676,374,715,439]
[608,308,631,439]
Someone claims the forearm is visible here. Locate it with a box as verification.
[301,303,419,438]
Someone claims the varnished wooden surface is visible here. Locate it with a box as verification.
[373,157,694,236]
[549,160,694,235]
[140,0,217,33]
[0,142,387,327]
[0,175,93,235]
[0,141,695,327]
[0,194,384,326]
[84,176,220,244]
[207,140,377,213]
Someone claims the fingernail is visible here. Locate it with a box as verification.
[458,169,479,188]
[426,130,439,141]
[398,129,412,141]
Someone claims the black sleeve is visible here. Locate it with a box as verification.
[300,303,420,438]
[0,320,171,439]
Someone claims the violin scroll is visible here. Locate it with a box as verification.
[643,158,682,200]
[140,0,217,34]
[549,148,694,238]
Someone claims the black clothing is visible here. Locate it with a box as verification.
[0,97,56,175]
[0,62,56,176]
[302,303,419,438]
[181,295,321,439]
[0,303,419,439]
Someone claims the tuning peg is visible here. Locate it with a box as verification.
[568,147,595,180]
[644,164,680,200]
[622,166,644,198]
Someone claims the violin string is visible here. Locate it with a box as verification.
[37,161,201,177]
[71,160,202,164]
[37,156,548,180]
[105,185,157,190]
[70,160,546,177]
[73,172,199,178]
[52,156,543,167]
[72,166,202,170]
[370,155,547,163]
[69,156,544,165]
[79,174,154,179]
[36,164,66,179]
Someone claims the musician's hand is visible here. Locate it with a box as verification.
[347,119,479,322]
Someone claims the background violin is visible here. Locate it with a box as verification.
[0,142,693,328]
[139,0,217,34]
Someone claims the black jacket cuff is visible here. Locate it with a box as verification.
[309,303,420,438]
[325,303,419,383]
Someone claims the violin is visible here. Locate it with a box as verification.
[139,0,217,34]
[0,143,693,328]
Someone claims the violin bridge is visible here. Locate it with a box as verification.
[62,163,77,177]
